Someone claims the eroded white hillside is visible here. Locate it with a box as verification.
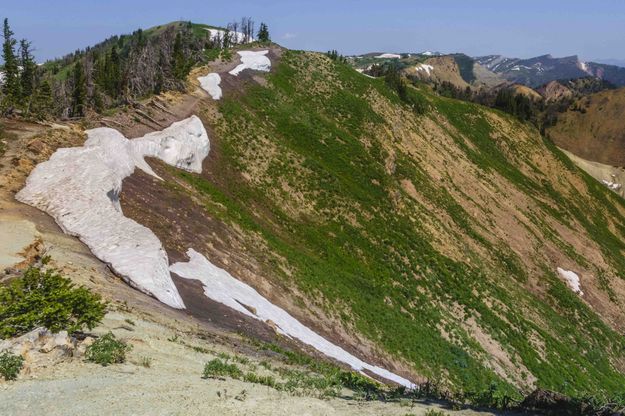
[16,116,210,309]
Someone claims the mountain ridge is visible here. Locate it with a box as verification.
[3,19,625,412]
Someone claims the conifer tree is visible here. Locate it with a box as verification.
[19,39,37,111]
[1,18,20,111]
[257,23,270,42]
[171,33,189,80]
[31,79,53,119]
[70,63,87,117]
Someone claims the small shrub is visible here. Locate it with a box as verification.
[202,358,243,379]
[0,266,106,339]
[85,332,131,366]
[424,410,448,416]
[0,350,24,381]
[140,356,152,368]
[243,372,278,388]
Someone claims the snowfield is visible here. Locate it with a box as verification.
[375,53,401,59]
[229,50,271,76]
[198,72,222,100]
[16,116,210,309]
[557,267,583,295]
[415,64,434,76]
[205,28,252,44]
[170,248,416,389]
[601,178,622,191]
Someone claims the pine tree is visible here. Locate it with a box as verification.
[257,23,270,42]
[105,45,122,98]
[171,33,189,80]
[70,63,87,117]
[1,18,20,111]
[31,79,53,119]
[19,39,37,111]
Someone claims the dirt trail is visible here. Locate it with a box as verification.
[0,311,501,416]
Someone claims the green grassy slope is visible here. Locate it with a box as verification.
[177,50,625,403]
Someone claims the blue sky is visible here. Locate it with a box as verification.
[3,0,624,62]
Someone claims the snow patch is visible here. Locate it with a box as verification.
[557,267,583,295]
[16,116,211,309]
[415,64,434,76]
[579,61,592,75]
[602,178,622,191]
[205,28,252,44]
[375,53,401,59]
[229,50,271,76]
[198,73,222,100]
[170,248,416,389]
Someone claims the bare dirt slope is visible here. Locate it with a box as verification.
[546,87,625,166]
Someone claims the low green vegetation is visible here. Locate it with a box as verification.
[85,332,131,366]
[0,350,24,381]
[174,49,625,404]
[203,358,244,379]
[0,266,106,339]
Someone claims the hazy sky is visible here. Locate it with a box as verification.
[3,0,624,62]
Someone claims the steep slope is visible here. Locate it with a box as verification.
[12,44,625,405]
[116,50,625,400]
[546,87,625,166]
[404,55,470,89]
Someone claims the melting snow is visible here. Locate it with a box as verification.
[16,116,211,309]
[229,50,271,76]
[170,248,416,389]
[205,28,252,44]
[198,73,222,100]
[602,179,622,191]
[579,61,592,75]
[557,267,583,296]
[375,53,401,59]
[415,64,434,76]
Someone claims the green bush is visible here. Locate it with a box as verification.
[85,332,131,366]
[0,267,106,339]
[243,372,278,388]
[0,350,24,380]
[202,358,243,379]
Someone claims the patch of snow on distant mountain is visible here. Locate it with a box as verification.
[16,116,211,309]
[171,248,416,389]
[415,64,434,76]
[557,267,583,296]
[578,61,593,75]
[198,73,222,100]
[375,53,401,59]
[229,50,271,76]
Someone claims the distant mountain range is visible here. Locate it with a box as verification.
[474,54,625,87]
[351,51,625,88]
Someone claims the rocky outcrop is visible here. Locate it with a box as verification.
[0,328,95,375]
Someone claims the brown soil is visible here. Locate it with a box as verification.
[547,87,625,166]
